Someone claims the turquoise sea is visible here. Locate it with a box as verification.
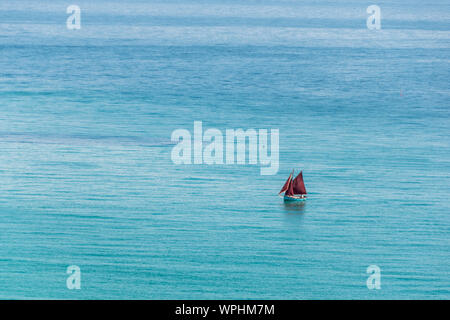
[0,0,449,299]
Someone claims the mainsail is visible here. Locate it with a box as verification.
[285,175,295,196]
[279,172,293,195]
[292,171,307,195]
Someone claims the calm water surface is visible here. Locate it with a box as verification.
[0,0,449,299]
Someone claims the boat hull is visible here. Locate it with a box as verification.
[284,195,306,202]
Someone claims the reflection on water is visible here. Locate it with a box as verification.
[282,201,306,214]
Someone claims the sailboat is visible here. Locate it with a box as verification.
[279,170,307,201]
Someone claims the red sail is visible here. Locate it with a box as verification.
[285,176,295,196]
[279,173,293,194]
[292,171,307,195]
